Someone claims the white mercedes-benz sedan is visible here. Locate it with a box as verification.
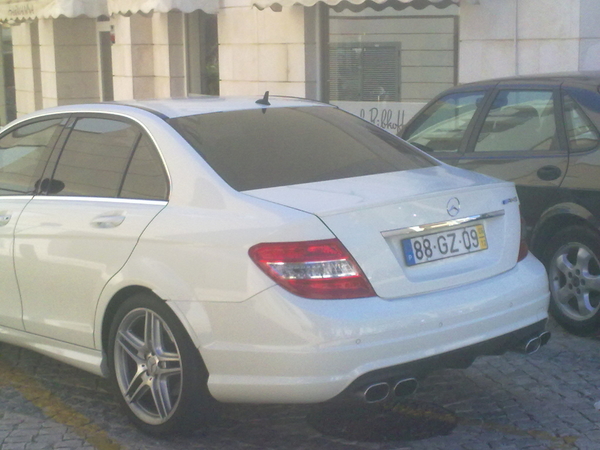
[0,95,550,435]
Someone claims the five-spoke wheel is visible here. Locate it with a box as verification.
[108,293,211,435]
[544,226,600,335]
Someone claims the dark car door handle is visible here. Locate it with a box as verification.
[537,165,562,181]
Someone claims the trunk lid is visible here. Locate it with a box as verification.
[244,165,522,299]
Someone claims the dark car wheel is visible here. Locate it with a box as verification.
[543,226,600,335]
[108,293,213,435]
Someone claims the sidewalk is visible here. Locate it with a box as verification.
[1,319,599,450]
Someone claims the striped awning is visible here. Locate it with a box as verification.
[0,0,108,22]
[108,0,219,15]
[254,0,457,11]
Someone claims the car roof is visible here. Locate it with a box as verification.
[115,95,332,118]
[35,95,332,119]
[457,71,600,90]
[10,95,331,125]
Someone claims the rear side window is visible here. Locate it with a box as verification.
[0,118,64,196]
[52,118,139,198]
[120,135,169,200]
[474,90,557,153]
[170,106,436,191]
[49,117,168,200]
[563,94,600,152]
[403,92,486,153]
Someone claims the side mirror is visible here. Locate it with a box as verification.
[37,178,65,195]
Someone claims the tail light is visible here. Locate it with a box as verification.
[249,238,376,299]
[518,215,529,262]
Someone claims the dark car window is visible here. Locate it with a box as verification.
[120,135,169,200]
[51,118,140,198]
[403,91,486,153]
[563,94,600,152]
[0,118,64,196]
[474,90,556,153]
[170,106,436,191]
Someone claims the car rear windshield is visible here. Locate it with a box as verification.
[169,106,437,191]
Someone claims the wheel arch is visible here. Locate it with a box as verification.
[100,285,156,361]
[530,202,600,257]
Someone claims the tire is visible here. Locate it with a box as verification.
[107,292,213,435]
[542,225,600,336]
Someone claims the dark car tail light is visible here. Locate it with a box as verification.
[249,238,376,299]
[518,215,529,262]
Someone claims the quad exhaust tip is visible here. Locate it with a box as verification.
[524,336,542,354]
[393,378,419,397]
[363,382,391,403]
[515,331,551,355]
[540,331,551,346]
[361,378,418,403]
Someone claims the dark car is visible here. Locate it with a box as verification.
[401,72,600,335]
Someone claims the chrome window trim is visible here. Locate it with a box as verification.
[22,196,168,206]
[3,110,173,199]
[381,210,505,238]
[0,195,34,199]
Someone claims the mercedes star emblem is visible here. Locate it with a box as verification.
[447,197,460,217]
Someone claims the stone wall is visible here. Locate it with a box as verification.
[218,1,307,96]
[459,0,600,83]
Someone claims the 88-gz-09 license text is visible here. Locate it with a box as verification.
[402,224,488,266]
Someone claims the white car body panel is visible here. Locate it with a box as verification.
[14,197,166,348]
[170,253,548,403]
[0,323,104,376]
[246,166,521,298]
[0,196,30,330]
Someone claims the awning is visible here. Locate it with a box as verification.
[0,0,108,22]
[254,0,457,11]
[108,0,219,15]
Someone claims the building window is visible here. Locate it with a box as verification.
[329,44,399,102]
[326,4,458,133]
[186,11,219,96]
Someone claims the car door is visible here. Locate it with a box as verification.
[14,115,169,348]
[458,84,568,226]
[0,117,65,330]
[401,88,494,166]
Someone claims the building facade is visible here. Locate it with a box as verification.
[0,0,597,128]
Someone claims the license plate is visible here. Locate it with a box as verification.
[402,224,488,266]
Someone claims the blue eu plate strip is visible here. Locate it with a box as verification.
[402,239,416,266]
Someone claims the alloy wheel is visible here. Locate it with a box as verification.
[549,242,600,322]
[113,308,183,425]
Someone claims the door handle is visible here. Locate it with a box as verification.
[90,214,126,228]
[537,165,562,181]
[0,212,12,227]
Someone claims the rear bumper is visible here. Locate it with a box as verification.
[331,318,548,403]
[171,253,550,404]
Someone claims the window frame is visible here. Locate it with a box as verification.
[464,85,568,157]
[560,91,600,154]
[328,42,401,102]
[0,114,67,197]
[401,86,495,160]
[40,113,170,201]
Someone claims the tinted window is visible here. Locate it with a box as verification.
[121,135,169,200]
[563,94,600,152]
[51,118,139,198]
[403,92,486,153]
[474,90,556,153]
[170,106,436,191]
[0,118,64,196]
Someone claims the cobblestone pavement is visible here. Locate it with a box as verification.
[1,319,600,450]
